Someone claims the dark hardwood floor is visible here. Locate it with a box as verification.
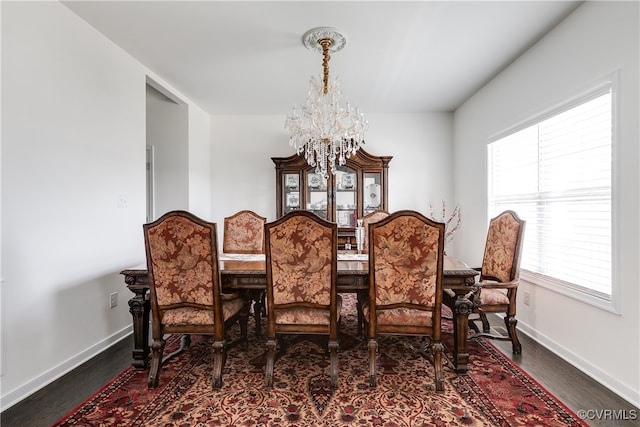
[1,317,637,426]
[1,336,133,427]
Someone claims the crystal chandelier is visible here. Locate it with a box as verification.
[285,27,368,180]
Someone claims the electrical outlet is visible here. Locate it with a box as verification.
[523,290,530,306]
[110,292,118,308]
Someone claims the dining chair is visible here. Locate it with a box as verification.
[143,210,249,389]
[469,210,526,354]
[222,210,267,254]
[223,210,267,335]
[264,210,341,389]
[364,210,445,392]
[361,209,390,253]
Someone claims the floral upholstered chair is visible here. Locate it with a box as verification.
[361,210,390,254]
[143,211,249,389]
[223,210,267,254]
[223,210,267,334]
[364,210,445,392]
[469,210,526,354]
[264,211,341,389]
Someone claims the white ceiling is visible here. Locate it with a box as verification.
[62,1,582,115]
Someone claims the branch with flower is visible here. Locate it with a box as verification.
[429,201,462,249]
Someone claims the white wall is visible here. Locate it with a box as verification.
[0,1,211,410]
[366,113,455,214]
[187,106,213,220]
[454,1,639,406]
[210,115,285,225]
[209,113,455,231]
[1,1,144,408]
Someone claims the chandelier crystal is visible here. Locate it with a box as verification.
[285,27,368,180]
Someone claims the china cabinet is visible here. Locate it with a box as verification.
[272,149,392,248]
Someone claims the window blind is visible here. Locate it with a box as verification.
[488,88,612,298]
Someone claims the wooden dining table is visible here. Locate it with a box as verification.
[121,254,478,373]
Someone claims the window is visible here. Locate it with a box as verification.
[487,81,614,307]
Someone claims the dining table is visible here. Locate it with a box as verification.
[120,253,478,373]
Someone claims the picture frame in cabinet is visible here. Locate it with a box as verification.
[340,173,356,190]
[307,173,326,190]
[286,192,300,208]
[285,174,299,189]
[365,183,381,208]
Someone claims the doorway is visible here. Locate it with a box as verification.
[145,79,189,221]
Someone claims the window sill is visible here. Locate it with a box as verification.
[520,270,620,315]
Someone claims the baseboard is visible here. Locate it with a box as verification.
[516,320,639,408]
[0,325,132,412]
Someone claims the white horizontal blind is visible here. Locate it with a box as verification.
[488,87,612,299]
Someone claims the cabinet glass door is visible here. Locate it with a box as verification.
[305,171,328,220]
[283,173,301,215]
[334,166,357,227]
[363,172,382,216]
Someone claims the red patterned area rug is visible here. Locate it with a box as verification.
[54,295,586,426]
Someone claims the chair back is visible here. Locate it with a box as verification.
[368,210,445,330]
[481,210,526,283]
[144,210,223,333]
[223,210,266,254]
[361,210,390,253]
[265,211,337,308]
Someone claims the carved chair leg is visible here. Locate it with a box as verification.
[479,311,490,333]
[239,310,249,350]
[160,333,193,365]
[147,338,165,389]
[368,339,378,388]
[260,292,267,317]
[319,335,329,355]
[250,291,265,337]
[356,291,366,335]
[361,317,369,340]
[265,338,277,389]
[468,316,480,333]
[182,334,192,349]
[505,315,522,354]
[212,340,225,389]
[432,342,444,393]
[328,339,339,388]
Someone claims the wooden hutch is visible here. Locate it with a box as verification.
[272,149,392,249]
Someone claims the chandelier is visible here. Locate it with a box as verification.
[285,27,368,180]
